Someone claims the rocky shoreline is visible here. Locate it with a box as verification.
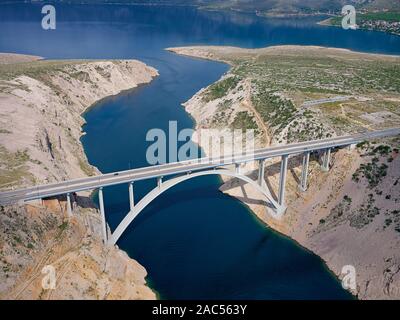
[2,46,400,300]
[170,45,400,299]
[0,53,158,299]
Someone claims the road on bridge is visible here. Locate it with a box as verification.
[0,127,399,205]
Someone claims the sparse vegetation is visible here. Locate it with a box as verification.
[343,195,352,204]
[0,60,94,82]
[0,146,33,188]
[350,194,380,229]
[78,158,96,176]
[352,143,395,189]
[195,46,400,145]
[203,76,241,102]
[58,221,69,231]
[231,111,259,133]
[352,161,388,188]
[369,145,392,156]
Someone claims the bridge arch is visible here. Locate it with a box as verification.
[109,169,283,245]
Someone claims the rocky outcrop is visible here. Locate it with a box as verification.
[0,201,155,300]
[0,58,158,187]
[171,45,400,299]
[0,55,159,299]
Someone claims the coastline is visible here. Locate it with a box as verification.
[169,45,400,299]
[317,17,335,26]
[316,16,400,37]
[0,54,159,299]
[168,48,353,296]
[191,82,355,299]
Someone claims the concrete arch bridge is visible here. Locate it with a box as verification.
[0,128,399,245]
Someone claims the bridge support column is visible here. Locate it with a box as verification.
[235,163,241,174]
[348,144,356,151]
[300,152,310,192]
[157,177,162,188]
[98,187,107,244]
[258,159,265,186]
[322,148,331,172]
[278,155,288,207]
[66,193,72,217]
[129,182,134,212]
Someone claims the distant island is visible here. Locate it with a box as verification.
[320,11,400,36]
[26,0,400,35]
[28,0,400,18]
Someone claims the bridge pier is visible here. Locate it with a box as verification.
[157,176,163,188]
[300,152,310,192]
[258,159,265,186]
[66,193,72,217]
[321,148,331,172]
[129,182,135,212]
[235,163,241,174]
[98,187,107,244]
[278,155,288,207]
[348,143,356,151]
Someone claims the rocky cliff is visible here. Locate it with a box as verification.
[170,45,400,299]
[0,54,158,299]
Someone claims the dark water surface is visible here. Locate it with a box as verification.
[2,3,399,299]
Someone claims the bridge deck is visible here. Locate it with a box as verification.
[0,127,399,205]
